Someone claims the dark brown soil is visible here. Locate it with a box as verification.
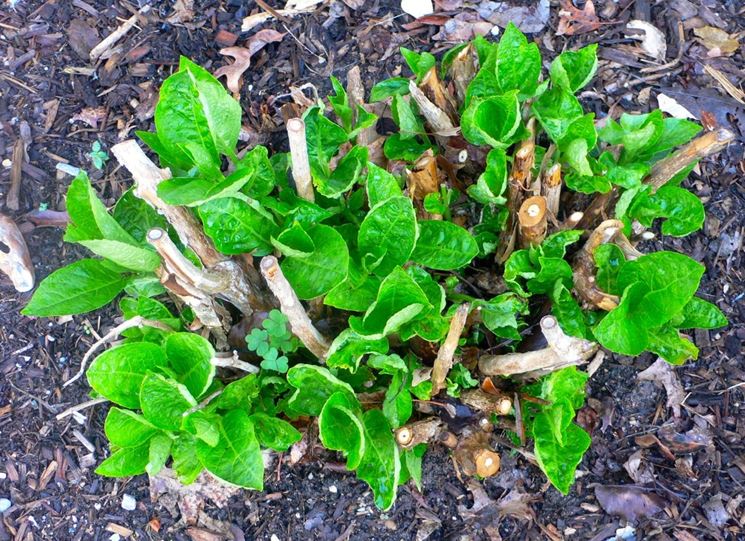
[1,1,743,540]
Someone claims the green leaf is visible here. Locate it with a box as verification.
[259,349,289,373]
[533,417,590,495]
[238,145,276,198]
[184,411,220,446]
[461,92,521,147]
[595,244,625,294]
[304,106,348,180]
[213,375,259,412]
[155,57,241,168]
[496,22,541,98]
[599,111,663,162]
[370,77,411,102]
[286,364,356,417]
[532,87,583,143]
[675,297,727,330]
[64,172,136,245]
[401,443,426,490]
[96,442,150,477]
[549,44,598,93]
[550,282,591,340]
[165,332,215,398]
[87,342,167,409]
[400,47,436,83]
[23,259,128,316]
[356,267,431,337]
[628,185,705,237]
[357,409,400,510]
[197,409,264,489]
[146,433,172,476]
[326,329,389,372]
[358,196,417,276]
[281,224,349,299]
[366,162,402,207]
[474,293,529,341]
[76,240,160,272]
[383,133,430,162]
[467,148,508,204]
[647,118,701,157]
[329,75,353,131]
[411,220,479,270]
[593,282,649,355]
[319,391,365,469]
[317,145,368,198]
[140,372,197,431]
[113,188,169,243]
[104,408,159,448]
[199,197,278,255]
[647,326,699,365]
[157,169,253,207]
[272,222,315,258]
[250,412,301,451]
[391,94,425,140]
[171,434,203,484]
[383,371,413,428]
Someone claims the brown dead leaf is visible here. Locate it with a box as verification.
[70,106,107,129]
[407,150,440,200]
[626,20,667,61]
[0,214,35,292]
[634,433,675,461]
[459,479,535,521]
[66,19,100,59]
[168,0,195,24]
[623,450,655,484]
[557,0,601,36]
[637,358,685,418]
[478,0,550,34]
[694,26,740,57]
[594,485,667,522]
[658,425,712,454]
[214,30,286,94]
[432,13,492,42]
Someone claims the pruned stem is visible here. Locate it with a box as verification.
[64,316,175,387]
[287,118,314,202]
[0,213,34,292]
[211,354,259,374]
[573,219,624,311]
[542,163,562,219]
[430,303,470,395]
[647,128,735,191]
[460,389,513,416]
[478,315,598,378]
[148,228,224,291]
[260,256,330,359]
[395,417,444,449]
[518,196,548,248]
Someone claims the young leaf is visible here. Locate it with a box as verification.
[627,185,705,237]
[473,293,529,341]
[324,258,381,312]
[316,145,368,198]
[370,77,411,102]
[329,75,353,131]
[467,148,508,205]
[383,134,431,162]
[304,106,348,180]
[647,325,699,365]
[146,433,172,476]
[281,224,349,299]
[250,412,301,451]
[674,297,727,330]
[104,407,159,448]
[496,22,541,98]
[549,44,598,93]
[366,162,402,207]
[325,329,389,372]
[286,364,356,417]
[23,259,128,317]
[184,411,220,446]
[532,87,583,143]
[319,391,365,469]
[199,197,278,255]
[140,371,197,431]
[411,220,479,270]
[196,409,264,490]
[112,188,169,243]
[400,47,436,83]
[171,434,203,484]
[155,57,241,168]
[96,442,150,477]
[75,240,160,273]
[357,409,400,510]
[165,332,216,398]
[461,92,521,148]
[358,196,417,276]
[533,416,590,495]
[383,370,413,428]
[87,342,167,409]
[213,375,259,412]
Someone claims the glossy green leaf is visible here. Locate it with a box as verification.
[675,297,727,330]
[165,332,215,398]
[23,259,128,316]
[199,197,278,255]
[250,412,301,451]
[533,417,590,495]
[281,224,349,299]
[370,77,411,102]
[461,92,521,147]
[400,47,436,83]
[467,148,508,204]
[319,391,365,469]
[96,442,150,477]
[87,342,167,409]
[146,433,172,476]
[549,44,598,92]
[104,407,159,448]
[113,188,169,243]
[366,162,402,207]
[317,145,368,198]
[411,220,479,270]
[628,185,705,237]
[140,372,197,431]
[171,434,203,484]
[329,75,353,130]
[358,196,417,276]
[496,22,541,98]
[304,106,348,180]
[196,409,264,489]
[647,325,699,365]
[76,240,160,272]
[474,293,529,341]
[325,329,389,372]
[324,259,381,312]
[286,364,356,417]
[383,133,430,162]
[532,87,583,143]
[213,375,259,412]
[357,409,400,510]
[383,370,413,428]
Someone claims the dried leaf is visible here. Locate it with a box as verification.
[458,479,535,521]
[168,0,195,24]
[657,426,712,454]
[637,358,685,418]
[657,93,696,119]
[0,214,35,292]
[703,493,730,528]
[626,20,667,61]
[478,0,550,34]
[214,30,286,94]
[557,0,601,37]
[594,485,667,522]
[401,0,434,19]
[623,449,654,484]
[694,26,740,57]
[70,106,107,129]
[66,19,100,59]
[432,13,492,42]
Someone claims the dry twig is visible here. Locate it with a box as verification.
[430,303,470,395]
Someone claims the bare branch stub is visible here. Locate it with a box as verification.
[287,118,315,202]
[260,255,330,360]
[518,195,548,248]
[573,219,624,311]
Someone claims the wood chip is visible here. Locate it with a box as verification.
[106,523,133,538]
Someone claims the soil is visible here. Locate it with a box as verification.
[1,1,743,540]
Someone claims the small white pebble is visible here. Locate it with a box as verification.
[1,159,11,168]
[0,472,6,480]
[308,473,314,480]
[94,503,101,510]
[329,485,337,494]
[0,498,11,512]
[109,535,121,541]
[270,535,281,541]
[121,494,136,511]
